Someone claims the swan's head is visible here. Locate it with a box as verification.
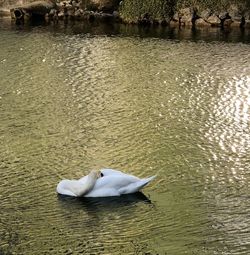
[88,170,102,180]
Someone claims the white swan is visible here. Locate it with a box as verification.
[56,169,156,197]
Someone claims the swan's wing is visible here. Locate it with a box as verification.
[100,169,140,180]
[78,169,129,183]
[85,188,120,197]
[93,175,139,190]
[76,170,156,197]
[84,175,138,197]
[118,176,156,194]
[100,168,125,176]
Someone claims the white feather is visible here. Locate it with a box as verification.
[57,169,156,197]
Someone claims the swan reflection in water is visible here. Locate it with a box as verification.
[57,192,153,232]
[57,192,152,211]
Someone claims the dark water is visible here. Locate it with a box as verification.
[0,18,250,254]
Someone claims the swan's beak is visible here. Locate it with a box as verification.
[89,170,101,180]
[97,171,102,178]
[97,171,103,178]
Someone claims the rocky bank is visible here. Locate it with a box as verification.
[0,0,250,29]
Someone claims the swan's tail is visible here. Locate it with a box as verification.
[143,175,156,183]
[119,175,156,194]
[139,175,156,189]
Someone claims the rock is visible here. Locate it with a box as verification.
[170,20,179,26]
[207,14,221,26]
[172,12,179,22]
[83,10,95,21]
[228,4,242,21]
[99,12,114,22]
[245,20,250,28]
[48,8,56,16]
[112,10,120,21]
[74,8,83,19]
[82,11,115,22]
[0,9,10,16]
[230,20,241,27]
[48,8,59,21]
[179,7,193,16]
[195,18,209,27]
[219,11,229,20]
[88,0,120,12]
[71,0,80,8]
[59,11,66,19]
[10,1,56,21]
[179,7,197,26]
[200,9,212,21]
[231,14,243,23]
[244,11,250,20]
[112,10,119,18]
[223,19,233,27]
[138,12,151,26]
[218,11,232,27]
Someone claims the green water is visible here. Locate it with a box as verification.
[0,19,250,255]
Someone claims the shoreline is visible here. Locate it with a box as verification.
[1,13,250,45]
[1,9,250,31]
[0,0,250,30]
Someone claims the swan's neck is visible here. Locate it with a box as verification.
[75,173,98,196]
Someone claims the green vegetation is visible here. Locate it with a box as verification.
[119,0,250,23]
[120,0,175,23]
[176,0,250,11]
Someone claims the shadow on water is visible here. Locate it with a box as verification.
[57,192,152,211]
[56,192,154,235]
[1,17,250,43]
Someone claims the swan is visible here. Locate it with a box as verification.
[56,168,156,197]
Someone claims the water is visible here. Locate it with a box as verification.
[0,19,250,255]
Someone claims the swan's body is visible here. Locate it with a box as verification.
[56,169,155,197]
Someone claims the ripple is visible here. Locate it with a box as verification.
[0,29,250,254]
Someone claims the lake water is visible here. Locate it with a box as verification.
[0,18,250,255]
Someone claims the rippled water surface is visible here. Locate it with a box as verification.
[0,20,250,255]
